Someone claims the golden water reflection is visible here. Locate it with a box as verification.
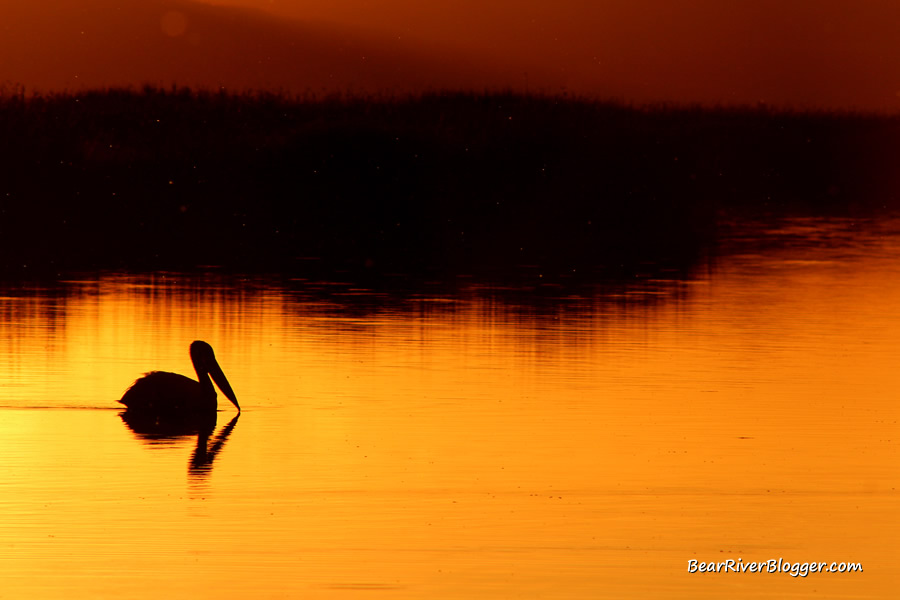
[0,218,898,598]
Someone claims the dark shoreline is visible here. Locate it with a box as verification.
[2,87,898,280]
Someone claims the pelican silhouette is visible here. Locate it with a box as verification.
[119,341,240,416]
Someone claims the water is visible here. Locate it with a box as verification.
[0,217,898,598]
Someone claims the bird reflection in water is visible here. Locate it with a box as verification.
[119,410,240,478]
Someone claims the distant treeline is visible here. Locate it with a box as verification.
[1,87,898,277]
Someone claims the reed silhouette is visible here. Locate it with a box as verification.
[2,87,897,278]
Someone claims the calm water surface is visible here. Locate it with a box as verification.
[1,217,898,598]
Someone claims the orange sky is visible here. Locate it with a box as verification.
[4,0,900,110]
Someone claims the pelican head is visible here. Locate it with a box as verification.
[191,341,240,412]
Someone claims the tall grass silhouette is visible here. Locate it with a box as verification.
[2,86,898,277]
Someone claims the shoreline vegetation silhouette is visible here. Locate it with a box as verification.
[1,86,898,280]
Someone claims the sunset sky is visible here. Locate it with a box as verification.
[4,0,900,110]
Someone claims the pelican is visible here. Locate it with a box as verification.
[119,341,240,415]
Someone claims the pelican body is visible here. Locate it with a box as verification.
[119,341,240,416]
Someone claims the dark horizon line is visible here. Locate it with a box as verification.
[3,83,900,119]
